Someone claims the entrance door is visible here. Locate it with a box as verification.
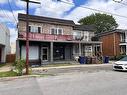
[0,48,1,62]
[42,47,48,61]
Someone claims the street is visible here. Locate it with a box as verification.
[0,65,127,95]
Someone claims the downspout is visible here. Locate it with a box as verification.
[113,33,116,56]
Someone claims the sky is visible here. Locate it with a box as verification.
[0,0,127,44]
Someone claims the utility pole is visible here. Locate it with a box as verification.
[21,0,40,75]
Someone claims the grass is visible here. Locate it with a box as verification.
[0,71,18,77]
[42,63,73,67]
[0,63,6,67]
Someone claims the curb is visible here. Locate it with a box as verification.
[0,75,40,82]
[32,64,113,71]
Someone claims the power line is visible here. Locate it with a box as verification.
[0,6,12,22]
[0,6,16,32]
[60,0,127,19]
[113,0,127,6]
[7,0,18,23]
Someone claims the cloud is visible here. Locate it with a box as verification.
[0,9,25,43]
[0,0,8,4]
[64,0,127,29]
[34,0,74,18]
[9,27,17,43]
[0,9,25,24]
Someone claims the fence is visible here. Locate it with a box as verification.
[6,54,16,63]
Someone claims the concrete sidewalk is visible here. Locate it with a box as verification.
[0,63,12,72]
[32,63,113,71]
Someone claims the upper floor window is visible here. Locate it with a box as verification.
[73,31,82,40]
[29,25,42,33]
[120,33,126,42]
[50,28,63,35]
[51,28,57,35]
[57,28,63,35]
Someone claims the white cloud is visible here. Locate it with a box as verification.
[64,0,127,29]
[0,0,8,4]
[34,0,74,18]
[0,9,25,43]
[9,27,17,43]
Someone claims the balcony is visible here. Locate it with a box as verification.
[18,32,74,42]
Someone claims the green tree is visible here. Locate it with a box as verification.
[78,13,118,33]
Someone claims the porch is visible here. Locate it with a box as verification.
[16,40,102,65]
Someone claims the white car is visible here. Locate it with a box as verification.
[113,56,127,71]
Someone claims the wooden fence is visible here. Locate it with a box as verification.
[6,54,16,63]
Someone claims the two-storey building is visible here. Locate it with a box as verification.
[0,23,11,63]
[16,14,102,65]
[97,29,127,57]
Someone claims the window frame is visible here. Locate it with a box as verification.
[50,27,63,35]
[57,28,63,35]
[29,25,42,33]
[50,28,57,35]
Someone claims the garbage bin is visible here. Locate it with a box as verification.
[86,57,92,64]
[79,56,87,64]
[103,56,109,63]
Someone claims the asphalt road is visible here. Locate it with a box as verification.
[0,65,127,95]
[32,64,113,75]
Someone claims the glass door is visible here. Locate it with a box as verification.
[42,47,48,61]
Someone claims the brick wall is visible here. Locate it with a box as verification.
[18,21,73,35]
[100,32,120,57]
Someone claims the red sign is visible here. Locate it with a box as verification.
[18,32,74,41]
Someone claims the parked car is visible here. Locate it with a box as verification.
[113,56,127,71]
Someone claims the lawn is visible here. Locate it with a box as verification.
[0,71,18,77]
[0,63,6,67]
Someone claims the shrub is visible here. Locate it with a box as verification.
[13,59,26,76]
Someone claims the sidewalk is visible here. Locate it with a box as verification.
[32,63,113,71]
[0,63,12,72]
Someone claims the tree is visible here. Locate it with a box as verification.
[78,13,118,33]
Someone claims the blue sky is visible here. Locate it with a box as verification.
[0,0,127,44]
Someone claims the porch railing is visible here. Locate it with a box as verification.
[18,32,74,41]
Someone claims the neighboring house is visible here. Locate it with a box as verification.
[97,29,127,57]
[16,14,102,65]
[0,23,11,63]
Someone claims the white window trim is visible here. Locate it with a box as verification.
[29,25,42,33]
[50,27,63,35]
[50,27,57,35]
[57,28,63,35]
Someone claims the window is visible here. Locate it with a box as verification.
[51,28,57,35]
[74,44,79,53]
[29,25,42,33]
[120,33,125,42]
[51,28,63,35]
[73,31,82,40]
[57,28,63,35]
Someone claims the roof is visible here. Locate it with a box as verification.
[18,14,75,26]
[96,29,127,37]
[73,25,96,31]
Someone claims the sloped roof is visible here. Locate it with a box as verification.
[18,14,75,26]
[96,29,127,37]
[73,24,96,31]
